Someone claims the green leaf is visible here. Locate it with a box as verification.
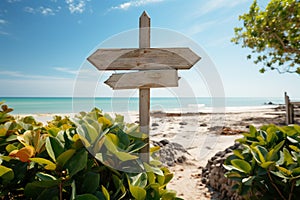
[80,171,100,194]
[255,145,268,163]
[127,172,147,188]
[289,145,300,153]
[260,161,275,169]
[47,127,60,137]
[129,185,146,200]
[292,167,300,176]
[231,159,252,174]
[283,147,295,166]
[147,172,156,184]
[29,158,56,171]
[101,185,110,200]
[249,125,257,137]
[287,136,299,144]
[273,140,285,154]
[144,163,164,176]
[224,171,243,178]
[161,190,177,200]
[5,144,18,153]
[64,149,87,177]
[242,176,255,186]
[36,172,57,181]
[233,149,245,159]
[56,149,76,168]
[75,194,99,200]
[25,179,61,189]
[77,119,99,144]
[276,166,292,176]
[45,137,64,162]
[0,165,14,182]
[157,174,165,186]
[104,135,138,161]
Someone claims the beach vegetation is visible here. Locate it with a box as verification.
[232,0,300,75]
[0,104,181,200]
[224,124,300,199]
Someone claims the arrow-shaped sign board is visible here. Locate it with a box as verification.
[87,48,200,70]
[105,70,179,90]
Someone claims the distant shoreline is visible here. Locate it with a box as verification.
[1,96,286,115]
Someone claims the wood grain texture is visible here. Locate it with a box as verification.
[87,48,201,70]
[104,70,178,89]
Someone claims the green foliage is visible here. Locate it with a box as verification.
[224,124,300,199]
[232,0,300,75]
[0,104,181,200]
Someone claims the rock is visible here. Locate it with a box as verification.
[179,121,188,125]
[151,140,190,166]
[152,122,159,127]
[201,143,244,200]
[200,123,208,127]
[160,139,169,145]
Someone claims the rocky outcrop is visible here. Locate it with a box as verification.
[201,143,243,200]
[151,139,191,166]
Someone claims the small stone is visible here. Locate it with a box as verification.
[179,121,188,125]
[177,156,185,163]
[152,122,159,127]
[200,123,207,127]
[160,139,169,145]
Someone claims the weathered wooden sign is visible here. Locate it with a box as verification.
[87,48,200,70]
[105,70,179,90]
[87,11,201,162]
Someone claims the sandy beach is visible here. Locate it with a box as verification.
[15,105,299,200]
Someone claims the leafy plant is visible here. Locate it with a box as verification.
[232,0,300,74]
[0,104,181,199]
[224,124,300,199]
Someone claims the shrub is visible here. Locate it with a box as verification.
[0,103,182,200]
[224,124,300,200]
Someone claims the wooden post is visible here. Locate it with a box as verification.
[139,11,150,163]
[285,92,290,124]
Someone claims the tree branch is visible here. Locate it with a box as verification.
[272,32,300,55]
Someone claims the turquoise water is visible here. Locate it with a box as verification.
[0,97,285,114]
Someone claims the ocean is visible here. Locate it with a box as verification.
[0,97,286,114]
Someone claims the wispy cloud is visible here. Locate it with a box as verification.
[24,6,61,16]
[39,7,57,16]
[0,19,9,36]
[111,0,164,10]
[65,0,86,14]
[185,20,217,36]
[0,31,9,35]
[6,0,22,3]
[0,19,7,25]
[0,70,69,80]
[54,67,78,75]
[24,7,35,14]
[196,0,248,16]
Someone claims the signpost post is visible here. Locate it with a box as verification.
[87,11,201,163]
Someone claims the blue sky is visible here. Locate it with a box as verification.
[0,0,299,98]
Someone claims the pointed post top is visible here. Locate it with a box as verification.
[140,11,150,19]
[139,11,150,48]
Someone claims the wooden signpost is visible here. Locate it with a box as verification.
[87,11,201,162]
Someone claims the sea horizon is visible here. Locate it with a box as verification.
[0,96,292,115]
